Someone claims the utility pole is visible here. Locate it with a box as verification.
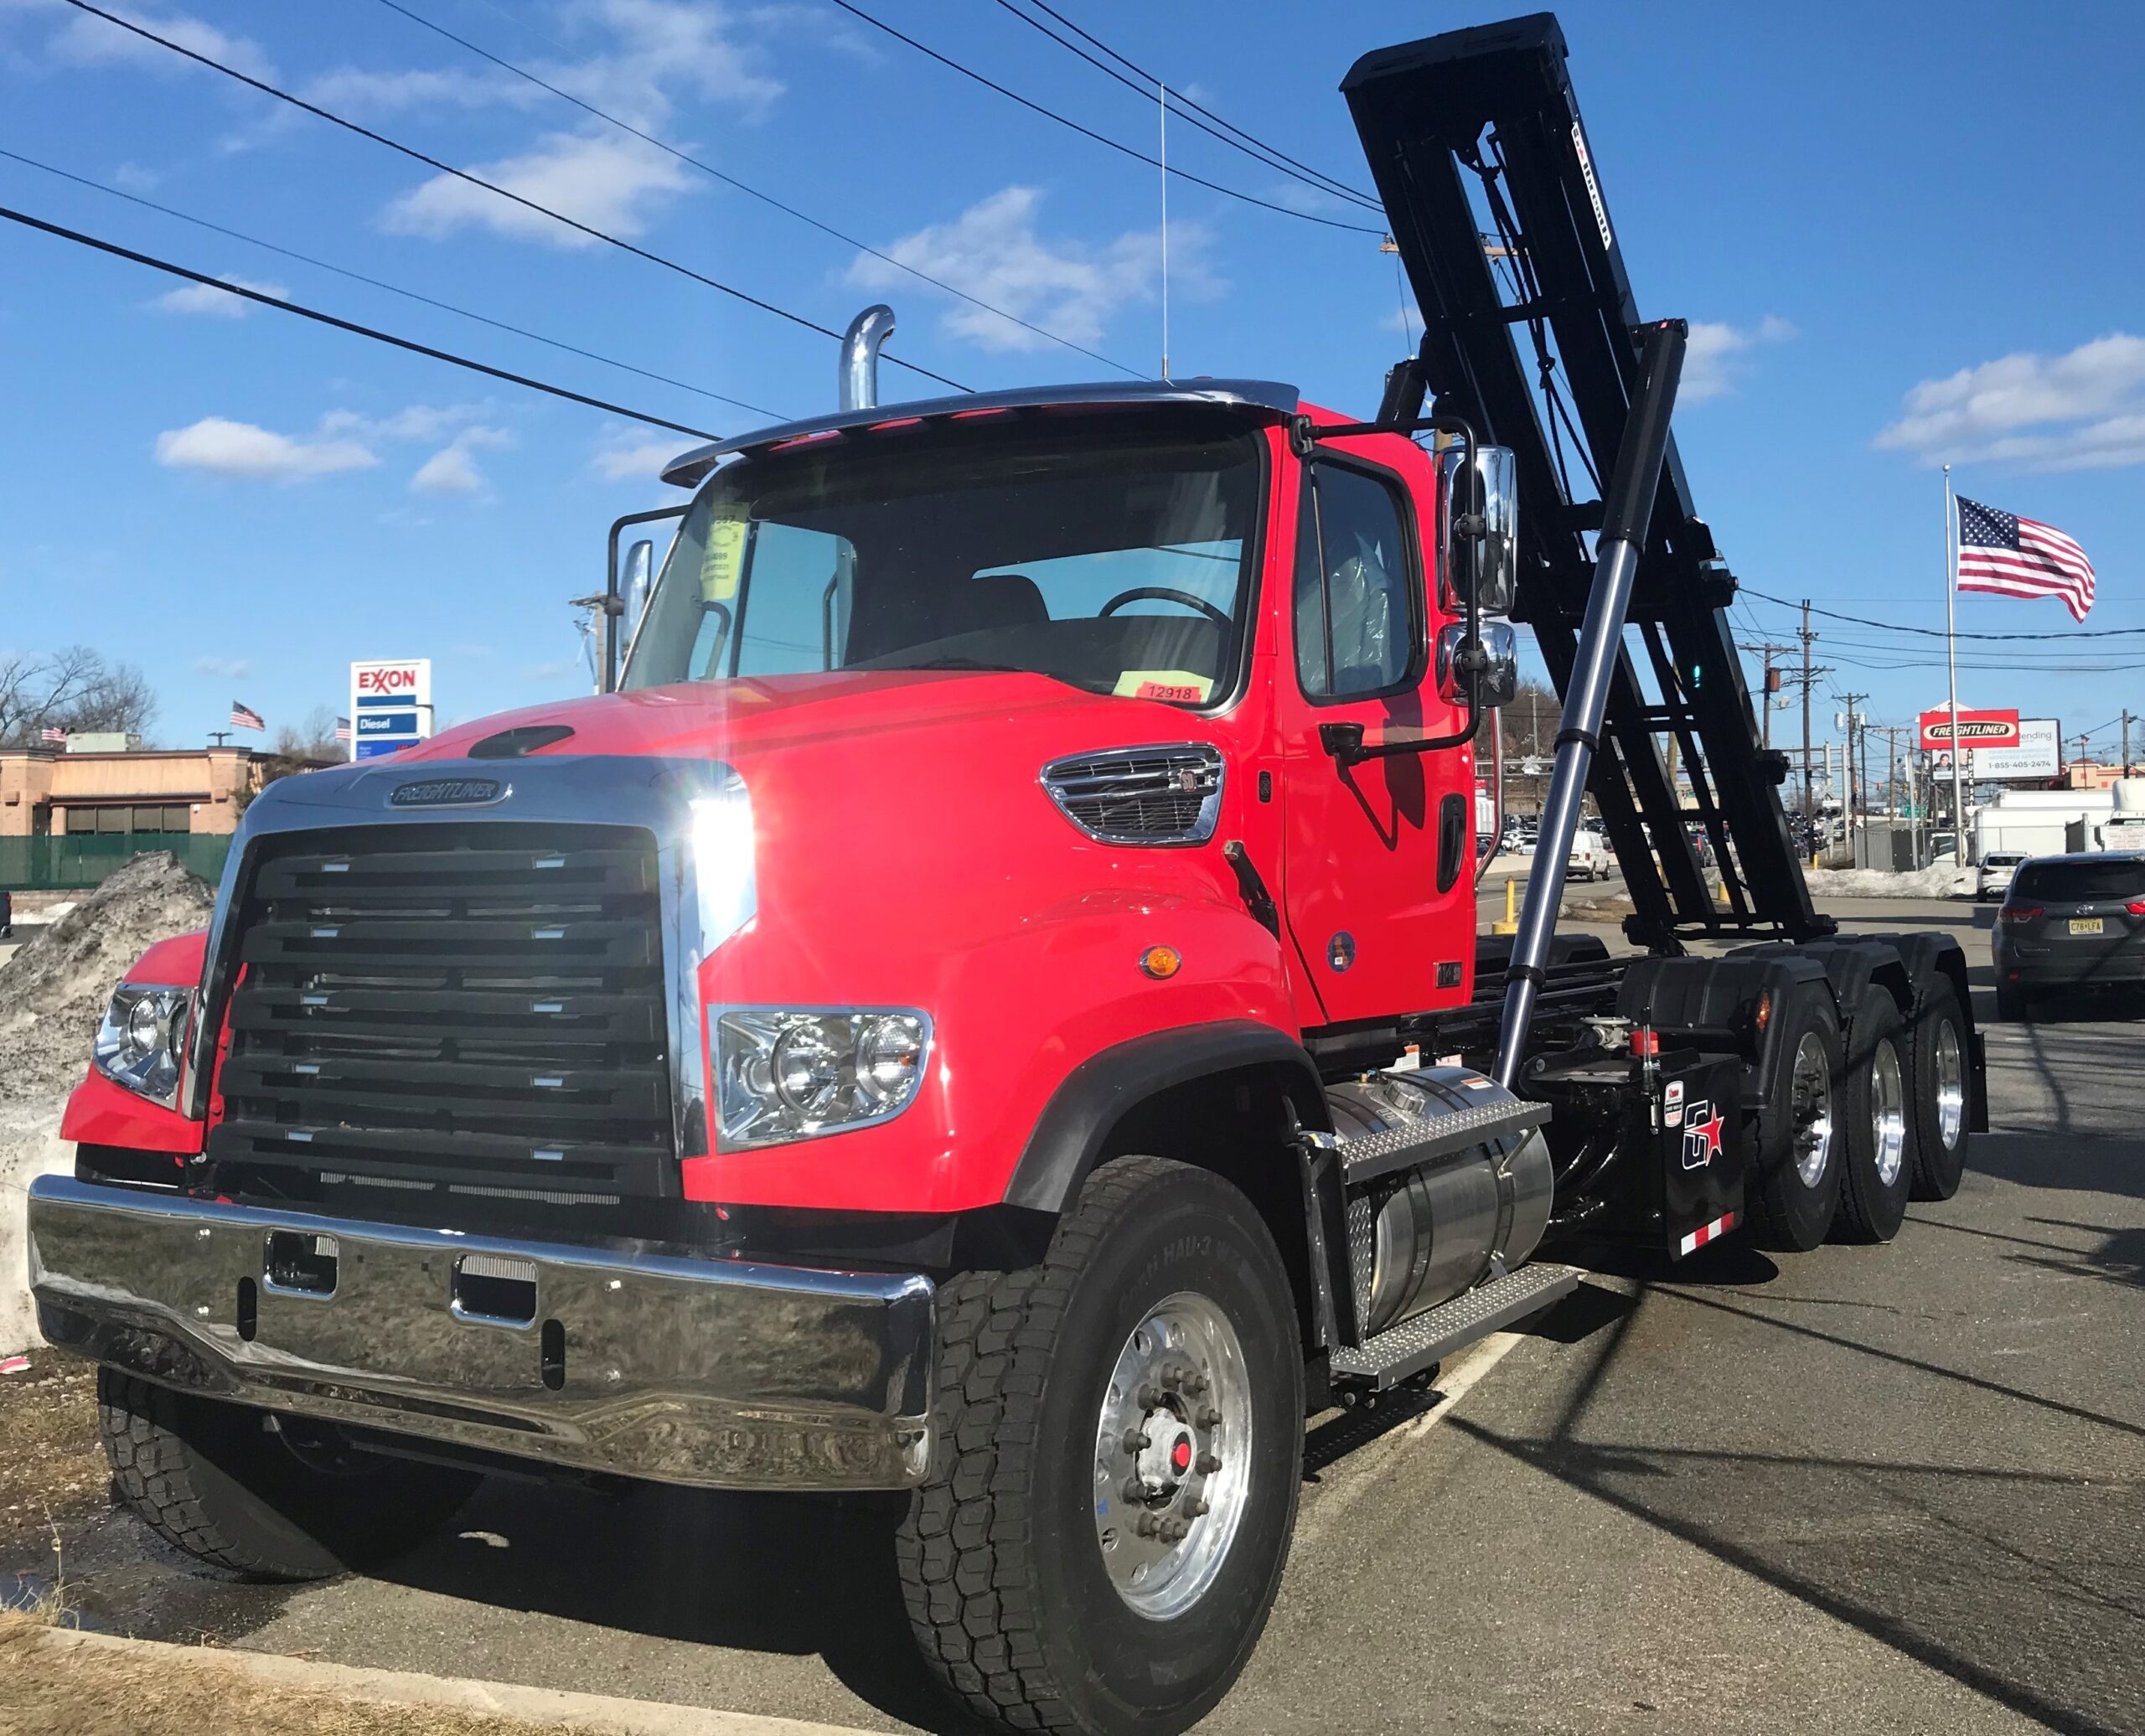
[1737,640,1795,752]
[1796,602,1829,823]
[1836,695,1868,856]
[2124,710,2134,778]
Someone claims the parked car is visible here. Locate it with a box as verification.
[1993,853,2145,1020]
[1977,850,2027,902]
[0,888,11,938]
[1568,827,1611,881]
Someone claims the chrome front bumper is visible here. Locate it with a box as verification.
[28,1175,935,1491]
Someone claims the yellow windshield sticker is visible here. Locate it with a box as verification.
[700,508,749,602]
[1114,669,1213,704]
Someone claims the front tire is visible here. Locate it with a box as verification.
[897,1158,1303,1736]
[1746,988,1845,1252]
[99,1371,478,1580]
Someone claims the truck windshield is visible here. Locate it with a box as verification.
[623,428,1261,706]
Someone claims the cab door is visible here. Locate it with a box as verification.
[1276,449,1474,1025]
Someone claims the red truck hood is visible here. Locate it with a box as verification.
[407,671,1139,763]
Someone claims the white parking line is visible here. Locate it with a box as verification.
[1294,1330,1527,1547]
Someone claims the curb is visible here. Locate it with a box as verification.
[23,1626,879,1736]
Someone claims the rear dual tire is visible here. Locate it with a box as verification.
[1832,992,1913,1243]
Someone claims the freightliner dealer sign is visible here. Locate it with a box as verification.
[1918,706,2021,752]
[349,659,433,762]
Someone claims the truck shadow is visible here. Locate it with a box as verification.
[370,1481,976,1734]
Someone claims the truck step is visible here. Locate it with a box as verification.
[1336,1095,1550,1189]
[1331,1263,1582,1391]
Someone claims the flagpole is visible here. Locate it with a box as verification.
[1944,464,1966,867]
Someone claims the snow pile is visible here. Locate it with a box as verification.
[0,853,214,1354]
[1805,863,1975,900]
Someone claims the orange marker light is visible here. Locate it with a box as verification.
[1140,945,1183,980]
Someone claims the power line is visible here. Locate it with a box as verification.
[0,146,785,422]
[1741,582,2145,641]
[824,0,1385,236]
[368,0,1143,379]
[56,0,969,392]
[0,201,724,441]
[988,0,1383,214]
[1018,0,1383,211]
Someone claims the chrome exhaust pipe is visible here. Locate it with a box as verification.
[840,304,896,411]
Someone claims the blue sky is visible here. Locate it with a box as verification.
[0,0,2139,760]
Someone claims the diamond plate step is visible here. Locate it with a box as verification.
[1336,1096,1550,1189]
[1331,1263,1582,1391]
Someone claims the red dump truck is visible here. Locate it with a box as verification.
[29,15,1979,1735]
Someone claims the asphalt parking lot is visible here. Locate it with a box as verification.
[13,896,2143,1735]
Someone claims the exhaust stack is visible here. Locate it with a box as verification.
[839,305,896,411]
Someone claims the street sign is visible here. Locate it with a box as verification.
[349,659,432,762]
[1918,706,2020,751]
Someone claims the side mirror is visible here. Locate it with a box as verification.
[1436,621,1519,708]
[1442,443,1519,617]
[623,538,655,634]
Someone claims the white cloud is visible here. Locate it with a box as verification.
[35,2,276,81]
[590,438,681,482]
[111,160,157,193]
[302,65,536,114]
[1874,333,2145,471]
[149,274,287,318]
[411,426,512,496]
[194,654,251,679]
[323,401,495,443]
[1382,300,1422,336]
[550,0,783,120]
[1680,315,1796,404]
[848,186,1219,354]
[153,417,377,482]
[380,132,695,248]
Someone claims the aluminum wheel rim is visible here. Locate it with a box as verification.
[1869,1039,1907,1188]
[1791,1030,1835,1189]
[1934,1021,1965,1150]
[1091,1290,1252,1620]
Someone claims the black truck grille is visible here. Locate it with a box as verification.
[206,824,675,1204]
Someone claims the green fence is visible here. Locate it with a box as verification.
[0,834,232,891]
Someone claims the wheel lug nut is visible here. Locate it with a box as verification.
[1196,1452,1221,1474]
[1135,1512,1160,1537]
[1137,1383,1162,1409]
[1197,1406,1222,1429]
[1122,1429,1150,1454]
[1187,1498,1209,1517]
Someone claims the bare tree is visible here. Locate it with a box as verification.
[239,706,344,809]
[0,645,158,746]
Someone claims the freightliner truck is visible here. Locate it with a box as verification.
[29,16,1982,1734]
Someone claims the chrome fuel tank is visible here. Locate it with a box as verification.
[1328,1067,1554,1337]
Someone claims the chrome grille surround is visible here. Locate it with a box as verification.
[183,754,756,1179]
[1041,743,1225,846]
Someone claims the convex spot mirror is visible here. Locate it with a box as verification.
[1440,443,1518,617]
[1435,620,1520,708]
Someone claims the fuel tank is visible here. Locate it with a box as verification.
[1327,1066,1555,1337]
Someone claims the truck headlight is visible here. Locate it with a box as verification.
[94,984,193,1110]
[714,1009,930,1150]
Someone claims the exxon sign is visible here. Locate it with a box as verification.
[350,659,433,762]
[1917,707,2020,752]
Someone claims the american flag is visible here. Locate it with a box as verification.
[230,700,266,731]
[1956,496,2096,623]
[39,726,65,745]
[334,716,353,743]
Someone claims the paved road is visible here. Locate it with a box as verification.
[23,896,2145,1734]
